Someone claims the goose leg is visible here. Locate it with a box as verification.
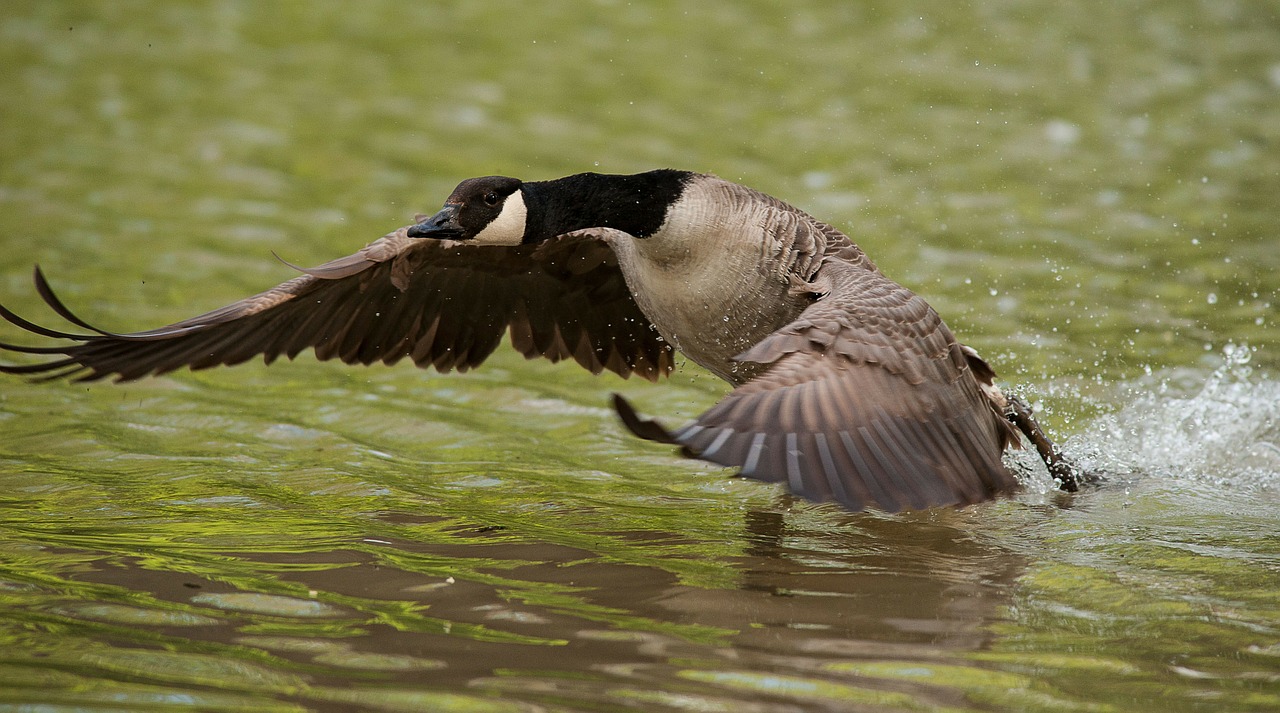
[1003,394,1101,492]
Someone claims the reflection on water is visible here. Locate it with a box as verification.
[2,346,1278,711]
[2,1,1279,711]
[0,500,1032,711]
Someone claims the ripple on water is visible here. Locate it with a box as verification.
[190,592,345,618]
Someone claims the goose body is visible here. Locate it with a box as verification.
[0,170,1086,513]
[602,177,820,382]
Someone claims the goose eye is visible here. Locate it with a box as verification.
[482,192,500,206]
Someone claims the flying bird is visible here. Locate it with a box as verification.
[0,170,1087,512]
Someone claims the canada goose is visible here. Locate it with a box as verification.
[0,170,1088,512]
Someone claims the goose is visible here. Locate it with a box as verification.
[0,169,1088,512]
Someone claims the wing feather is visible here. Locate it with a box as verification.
[614,259,1019,513]
[0,227,673,383]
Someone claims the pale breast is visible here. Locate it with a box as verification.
[605,178,819,384]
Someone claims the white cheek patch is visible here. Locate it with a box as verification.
[472,191,528,246]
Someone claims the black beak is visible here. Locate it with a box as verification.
[407,204,463,239]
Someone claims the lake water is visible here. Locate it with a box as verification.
[1,3,1277,711]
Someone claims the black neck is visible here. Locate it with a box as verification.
[520,169,694,242]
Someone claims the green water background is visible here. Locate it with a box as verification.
[1,2,1277,711]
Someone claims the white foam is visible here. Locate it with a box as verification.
[1064,343,1280,490]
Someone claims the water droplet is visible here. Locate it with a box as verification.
[1206,293,1218,305]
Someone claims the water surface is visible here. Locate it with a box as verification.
[1,3,1278,711]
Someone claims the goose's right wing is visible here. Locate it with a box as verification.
[0,227,673,382]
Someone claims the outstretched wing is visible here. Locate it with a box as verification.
[0,227,673,382]
[614,257,1019,513]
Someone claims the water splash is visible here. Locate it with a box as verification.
[1065,344,1280,489]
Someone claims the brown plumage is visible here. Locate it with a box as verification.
[0,230,671,382]
[1,169,1087,513]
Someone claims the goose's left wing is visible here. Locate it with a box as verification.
[614,259,1019,513]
